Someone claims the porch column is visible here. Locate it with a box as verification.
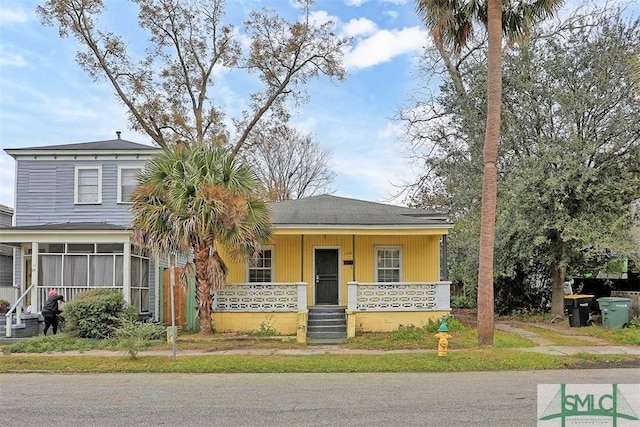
[31,242,39,313]
[347,281,358,310]
[154,253,160,322]
[123,243,131,305]
[296,282,307,310]
[436,281,451,310]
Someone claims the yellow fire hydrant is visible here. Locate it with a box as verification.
[434,322,452,356]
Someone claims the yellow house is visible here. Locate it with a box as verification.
[210,195,454,343]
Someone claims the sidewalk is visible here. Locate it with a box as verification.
[495,322,640,355]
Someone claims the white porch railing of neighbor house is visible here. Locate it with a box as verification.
[214,282,308,312]
[37,285,124,309]
[347,281,451,311]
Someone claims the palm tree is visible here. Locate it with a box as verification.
[130,143,272,334]
[416,0,564,345]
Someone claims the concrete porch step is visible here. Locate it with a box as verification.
[307,306,347,341]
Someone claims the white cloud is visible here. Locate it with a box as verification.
[309,10,336,26]
[0,46,26,67]
[378,121,403,139]
[381,0,409,5]
[344,26,427,69]
[344,0,368,6]
[342,17,378,37]
[0,7,28,25]
[384,10,399,21]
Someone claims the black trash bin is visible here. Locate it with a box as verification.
[564,294,594,327]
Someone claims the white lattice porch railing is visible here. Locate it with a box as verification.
[347,281,451,311]
[214,282,307,312]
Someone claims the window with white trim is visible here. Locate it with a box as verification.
[118,166,141,203]
[376,247,401,282]
[248,248,273,282]
[75,166,102,204]
[131,252,150,314]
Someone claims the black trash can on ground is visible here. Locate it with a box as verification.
[564,294,594,327]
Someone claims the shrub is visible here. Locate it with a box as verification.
[391,324,425,340]
[424,315,466,333]
[63,289,135,339]
[249,315,279,337]
[0,299,10,314]
[450,295,475,309]
[2,333,95,355]
[108,319,167,359]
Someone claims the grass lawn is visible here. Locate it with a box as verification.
[1,348,637,373]
[1,317,638,373]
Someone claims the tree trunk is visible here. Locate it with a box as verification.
[477,0,502,347]
[194,245,215,335]
[550,260,566,318]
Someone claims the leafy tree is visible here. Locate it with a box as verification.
[497,10,640,315]
[406,6,640,317]
[37,0,348,153]
[415,0,564,345]
[38,0,341,333]
[632,47,640,94]
[241,124,335,201]
[129,143,271,334]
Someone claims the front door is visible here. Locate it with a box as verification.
[315,249,339,305]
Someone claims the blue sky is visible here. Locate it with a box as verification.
[0,0,430,209]
[0,0,633,209]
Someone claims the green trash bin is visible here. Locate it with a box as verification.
[596,297,632,329]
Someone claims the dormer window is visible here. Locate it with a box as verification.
[74,166,102,204]
[118,166,141,203]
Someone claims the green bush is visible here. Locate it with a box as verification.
[390,317,467,341]
[248,315,279,337]
[1,333,95,355]
[107,319,167,359]
[424,315,466,333]
[63,289,135,339]
[450,295,475,309]
[391,324,426,340]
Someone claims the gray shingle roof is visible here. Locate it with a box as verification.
[270,195,451,228]
[4,138,158,155]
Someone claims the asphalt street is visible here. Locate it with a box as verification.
[2,369,638,426]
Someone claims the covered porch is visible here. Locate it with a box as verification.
[0,224,156,323]
[208,280,451,343]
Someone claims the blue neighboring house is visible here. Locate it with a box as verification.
[0,204,15,292]
[0,135,163,320]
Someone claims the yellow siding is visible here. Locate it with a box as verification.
[223,233,443,306]
[353,235,441,282]
[272,235,303,282]
[351,310,450,333]
[212,312,298,335]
